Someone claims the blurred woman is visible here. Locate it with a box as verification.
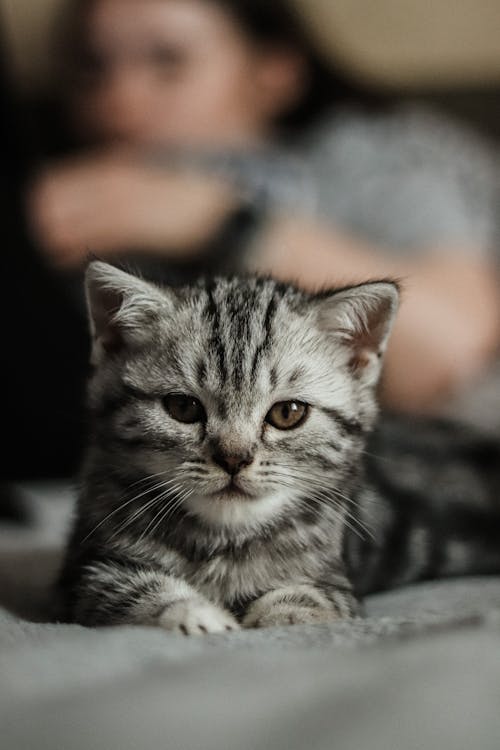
[29,0,499,415]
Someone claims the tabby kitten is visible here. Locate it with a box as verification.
[57,262,500,633]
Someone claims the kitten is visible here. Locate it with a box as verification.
[57,262,500,633]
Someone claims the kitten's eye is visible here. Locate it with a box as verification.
[265,401,309,430]
[163,394,205,424]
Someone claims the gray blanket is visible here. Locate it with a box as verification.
[1,483,499,749]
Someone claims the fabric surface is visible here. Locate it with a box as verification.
[1,482,499,749]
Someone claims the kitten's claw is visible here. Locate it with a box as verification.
[159,599,240,635]
[243,604,341,629]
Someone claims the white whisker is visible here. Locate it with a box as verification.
[82,476,180,543]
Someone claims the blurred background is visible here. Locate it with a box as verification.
[5,0,500,136]
[1,0,499,481]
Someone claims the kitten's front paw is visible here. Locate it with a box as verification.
[159,599,240,636]
[243,604,341,629]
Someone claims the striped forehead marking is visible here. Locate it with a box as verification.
[203,280,281,391]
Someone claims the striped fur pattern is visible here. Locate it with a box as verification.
[57,263,500,633]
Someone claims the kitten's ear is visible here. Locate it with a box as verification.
[315,281,400,386]
[85,262,168,364]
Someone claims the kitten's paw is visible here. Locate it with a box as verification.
[243,604,341,629]
[158,599,240,636]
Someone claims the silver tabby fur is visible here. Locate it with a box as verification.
[57,262,500,633]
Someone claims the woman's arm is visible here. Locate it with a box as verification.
[248,215,500,412]
[28,152,240,267]
[28,152,500,413]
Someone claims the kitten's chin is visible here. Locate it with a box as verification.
[183,489,293,531]
[209,483,255,500]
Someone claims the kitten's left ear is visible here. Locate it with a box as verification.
[85,261,170,364]
[315,281,400,386]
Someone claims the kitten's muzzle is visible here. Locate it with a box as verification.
[212,451,254,477]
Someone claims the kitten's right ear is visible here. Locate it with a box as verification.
[85,262,168,364]
[314,280,400,387]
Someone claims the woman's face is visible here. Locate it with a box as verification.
[72,0,304,148]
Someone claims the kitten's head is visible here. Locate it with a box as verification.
[85,262,398,530]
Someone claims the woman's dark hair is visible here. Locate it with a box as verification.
[56,0,385,136]
[211,0,382,131]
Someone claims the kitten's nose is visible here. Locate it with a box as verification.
[212,452,253,476]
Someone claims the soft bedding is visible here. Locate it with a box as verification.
[1,482,499,750]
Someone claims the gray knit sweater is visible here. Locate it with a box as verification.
[202,106,499,259]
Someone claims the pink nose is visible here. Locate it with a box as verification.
[212,452,253,476]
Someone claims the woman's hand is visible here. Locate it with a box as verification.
[28,152,238,267]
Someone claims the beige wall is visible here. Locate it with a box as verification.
[295,0,500,88]
[3,0,500,92]
[2,0,64,90]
